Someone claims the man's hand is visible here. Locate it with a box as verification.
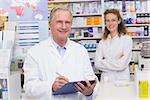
[74,80,96,96]
[52,76,69,92]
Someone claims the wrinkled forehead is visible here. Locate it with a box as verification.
[49,7,73,22]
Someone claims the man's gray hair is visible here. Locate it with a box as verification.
[49,6,73,22]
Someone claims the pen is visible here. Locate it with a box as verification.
[55,72,62,76]
[55,72,69,82]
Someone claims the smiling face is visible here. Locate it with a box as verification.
[49,10,72,42]
[105,13,121,34]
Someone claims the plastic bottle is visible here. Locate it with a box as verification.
[139,80,149,98]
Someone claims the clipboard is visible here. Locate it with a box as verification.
[52,80,96,95]
[52,81,78,95]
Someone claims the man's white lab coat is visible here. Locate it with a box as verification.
[23,37,96,100]
[95,35,132,82]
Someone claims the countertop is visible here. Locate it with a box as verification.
[94,81,150,100]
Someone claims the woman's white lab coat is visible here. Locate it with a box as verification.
[95,35,132,82]
[23,37,96,100]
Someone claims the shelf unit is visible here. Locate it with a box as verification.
[126,24,150,27]
[70,37,101,40]
[73,13,101,17]
[48,0,100,3]
[48,1,150,49]
[48,0,102,38]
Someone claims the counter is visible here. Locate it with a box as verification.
[95,82,150,100]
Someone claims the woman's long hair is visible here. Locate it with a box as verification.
[103,9,128,40]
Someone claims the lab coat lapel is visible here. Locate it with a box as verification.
[47,38,62,59]
[47,37,72,60]
[62,40,72,60]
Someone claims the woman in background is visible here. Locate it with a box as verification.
[95,9,133,82]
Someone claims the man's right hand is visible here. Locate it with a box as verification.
[52,76,69,92]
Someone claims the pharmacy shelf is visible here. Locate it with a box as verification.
[73,13,102,17]
[126,24,150,27]
[136,12,150,14]
[70,37,101,40]
[48,0,100,3]
[88,48,141,54]
[71,25,102,28]
[131,36,150,39]
[89,48,141,52]
[132,48,141,51]
[48,0,150,71]
[88,49,96,52]
[122,12,150,14]
[48,0,102,40]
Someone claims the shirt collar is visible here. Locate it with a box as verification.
[51,37,69,49]
[107,34,119,40]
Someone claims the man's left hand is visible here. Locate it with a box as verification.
[74,80,96,96]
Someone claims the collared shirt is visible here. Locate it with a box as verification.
[51,38,68,57]
[57,46,66,57]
